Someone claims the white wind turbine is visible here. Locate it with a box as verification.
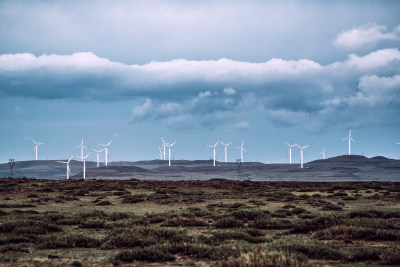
[220,141,232,163]
[31,138,44,160]
[75,137,87,162]
[57,154,74,180]
[166,141,177,167]
[235,140,247,163]
[319,148,326,159]
[341,129,356,155]
[284,141,296,164]
[206,139,220,166]
[160,137,168,160]
[295,143,312,169]
[157,145,163,160]
[96,136,115,166]
[90,148,105,167]
[75,152,90,180]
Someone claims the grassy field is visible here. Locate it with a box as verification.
[0,178,399,266]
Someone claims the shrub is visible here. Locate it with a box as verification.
[219,246,307,267]
[270,238,346,260]
[214,217,244,228]
[103,227,189,248]
[161,216,208,227]
[272,209,292,218]
[163,243,235,260]
[115,247,175,262]
[211,230,267,244]
[315,225,400,241]
[38,234,101,249]
[122,194,147,203]
[251,218,292,230]
[71,260,83,267]
[0,243,30,253]
[349,209,400,219]
[321,203,342,211]
[95,200,112,206]
[291,215,343,233]
[231,209,267,221]
[0,219,62,234]
[333,192,348,197]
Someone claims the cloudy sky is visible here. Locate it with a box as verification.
[1,0,400,164]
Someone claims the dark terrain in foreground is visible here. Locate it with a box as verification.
[1,155,400,181]
[0,178,399,266]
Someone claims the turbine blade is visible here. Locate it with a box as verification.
[284,141,290,147]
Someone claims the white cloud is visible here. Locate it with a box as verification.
[233,121,249,130]
[333,23,400,51]
[223,87,236,95]
[1,48,400,130]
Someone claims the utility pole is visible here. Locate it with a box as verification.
[8,159,15,178]
[236,159,242,180]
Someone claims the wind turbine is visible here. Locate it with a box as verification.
[90,148,105,167]
[157,145,163,160]
[284,141,296,164]
[166,141,177,167]
[75,137,87,162]
[319,148,326,159]
[220,141,232,163]
[75,152,90,179]
[96,136,115,166]
[160,137,168,160]
[235,140,247,163]
[341,129,356,155]
[57,154,74,180]
[31,138,44,160]
[206,139,220,166]
[295,143,311,169]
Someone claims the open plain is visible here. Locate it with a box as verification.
[0,177,399,266]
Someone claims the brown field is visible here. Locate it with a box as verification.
[0,178,399,266]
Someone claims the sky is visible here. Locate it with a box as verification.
[1,0,400,165]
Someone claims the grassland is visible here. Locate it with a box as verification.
[0,178,399,266]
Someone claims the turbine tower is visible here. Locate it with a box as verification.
[160,137,168,160]
[166,141,177,167]
[284,141,296,164]
[220,141,232,163]
[90,148,104,167]
[341,129,356,155]
[75,137,87,162]
[295,143,311,169]
[75,153,90,180]
[157,145,163,160]
[319,148,326,159]
[57,154,74,180]
[206,139,220,166]
[235,140,247,163]
[31,138,44,160]
[96,136,115,166]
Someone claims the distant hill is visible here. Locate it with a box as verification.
[1,156,399,182]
